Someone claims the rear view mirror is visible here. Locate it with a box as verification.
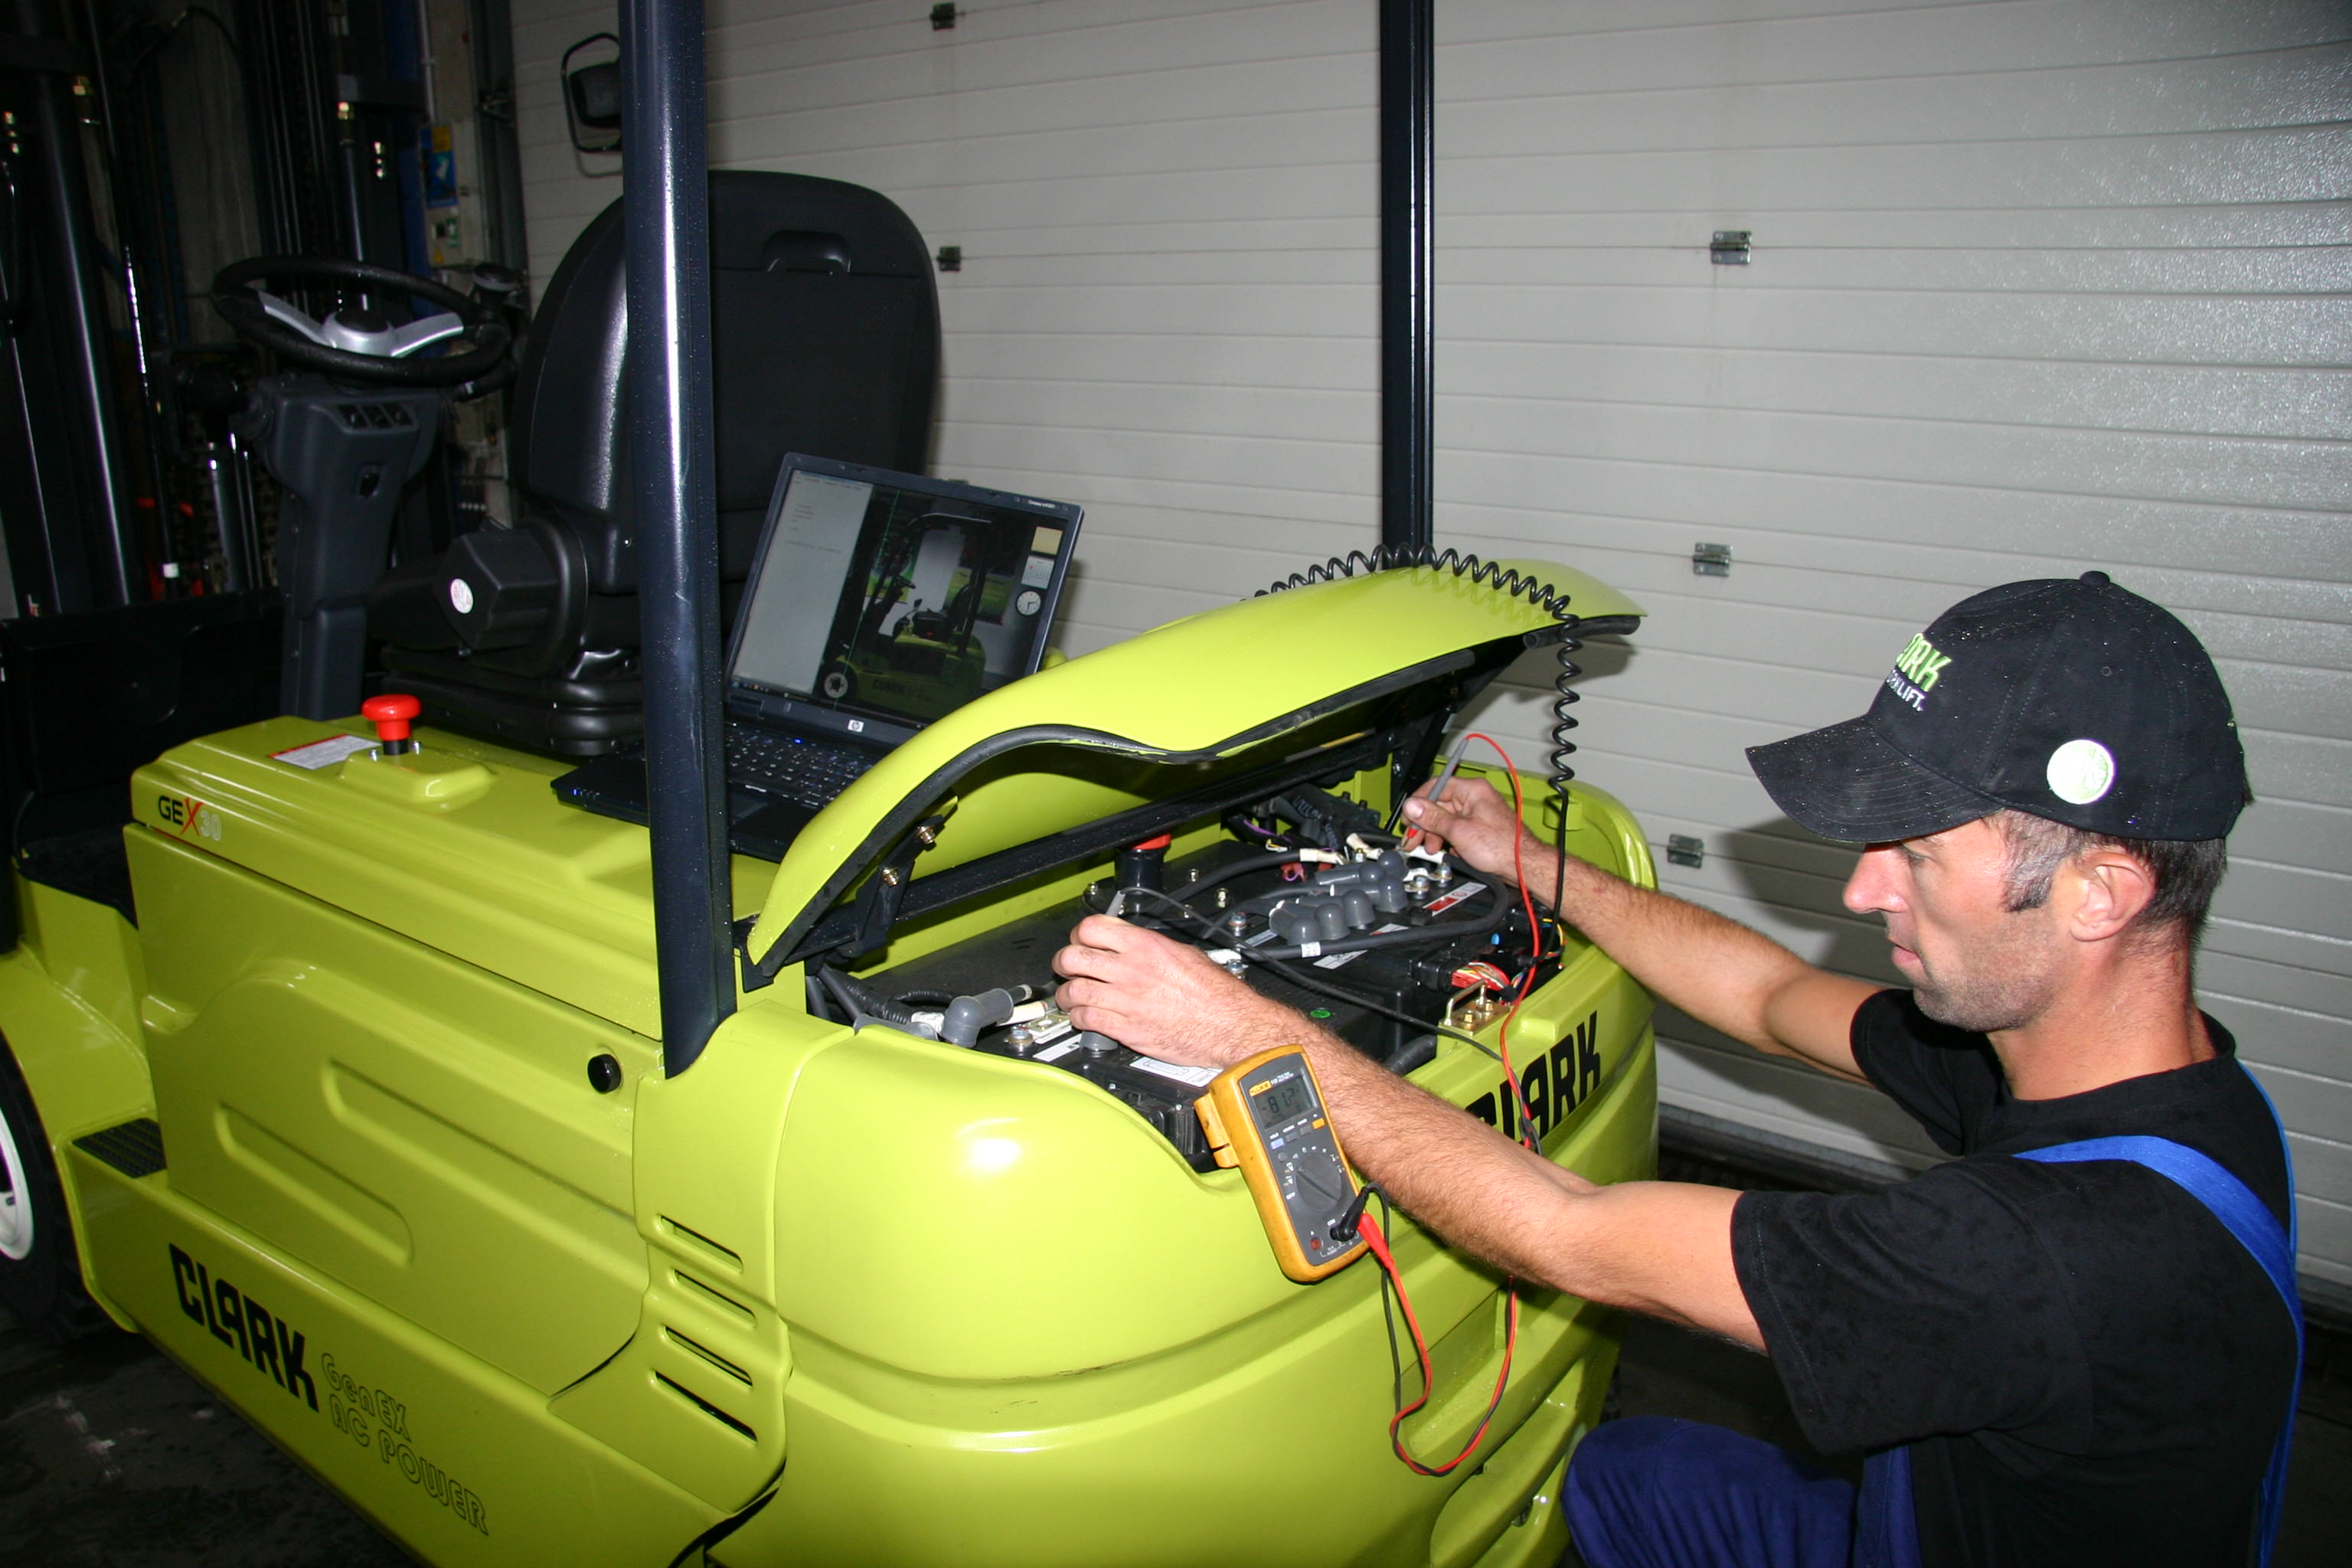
[564,34,622,154]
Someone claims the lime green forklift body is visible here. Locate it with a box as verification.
[5,562,1657,1567]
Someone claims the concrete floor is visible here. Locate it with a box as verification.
[3,1303,2347,1564]
[0,1309,409,1566]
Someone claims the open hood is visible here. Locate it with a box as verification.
[745,558,1642,979]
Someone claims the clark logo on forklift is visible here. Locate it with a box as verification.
[169,1243,318,1412]
[1462,1010,1602,1145]
[167,1243,492,1535]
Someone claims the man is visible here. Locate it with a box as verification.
[1054,573,2297,1567]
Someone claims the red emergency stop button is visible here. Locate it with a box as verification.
[361,693,421,755]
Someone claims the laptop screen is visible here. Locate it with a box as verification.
[728,456,1082,732]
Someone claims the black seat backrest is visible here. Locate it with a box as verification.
[368,171,939,753]
[511,169,940,592]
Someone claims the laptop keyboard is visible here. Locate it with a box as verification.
[724,724,876,808]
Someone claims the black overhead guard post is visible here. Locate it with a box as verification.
[620,0,735,1073]
[1379,0,1435,556]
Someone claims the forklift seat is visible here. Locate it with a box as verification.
[369,171,940,755]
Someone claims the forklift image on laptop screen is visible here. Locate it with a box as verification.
[825,514,994,717]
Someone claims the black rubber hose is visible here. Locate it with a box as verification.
[817,965,926,1031]
[1247,954,1499,1063]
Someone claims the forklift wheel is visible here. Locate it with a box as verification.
[0,1039,112,1344]
[819,664,857,701]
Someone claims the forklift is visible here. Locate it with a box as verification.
[0,2,1660,1563]
[821,514,998,717]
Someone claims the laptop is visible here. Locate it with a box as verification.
[554,453,1083,860]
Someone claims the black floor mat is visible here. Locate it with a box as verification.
[16,825,136,925]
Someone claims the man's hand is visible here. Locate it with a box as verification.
[1403,777,1548,887]
[1406,768,1873,1080]
[1053,915,1296,1068]
[1053,913,1762,1348]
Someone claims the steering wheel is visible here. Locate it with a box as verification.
[211,257,512,390]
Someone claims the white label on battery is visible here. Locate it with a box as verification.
[1034,1040,1078,1063]
[272,734,375,770]
[1028,1019,1075,1047]
[1314,922,1406,969]
[1422,880,1487,916]
[1298,941,1322,958]
[1126,1057,1218,1089]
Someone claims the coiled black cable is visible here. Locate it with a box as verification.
[1254,546,1592,913]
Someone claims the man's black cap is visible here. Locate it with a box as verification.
[1746,573,2248,844]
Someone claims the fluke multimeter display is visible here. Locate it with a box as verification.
[1195,1047,1368,1282]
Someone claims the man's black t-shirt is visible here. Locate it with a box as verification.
[1730,991,2296,1568]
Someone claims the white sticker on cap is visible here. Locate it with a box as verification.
[2047,739,2115,805]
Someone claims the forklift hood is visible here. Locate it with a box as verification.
[746,560,1642,978]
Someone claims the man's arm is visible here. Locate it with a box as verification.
[1403,780,1876,1083]
[1053,916,1762,1349]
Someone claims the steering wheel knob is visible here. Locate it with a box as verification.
[470,263,523,297]
[361,693,423,755]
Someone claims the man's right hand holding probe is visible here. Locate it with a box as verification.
[1402,778,1874,1083]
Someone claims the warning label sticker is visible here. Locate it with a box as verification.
[272,734,374,770]
[1126,1056,1218,1089]
[1421,880,1487,916]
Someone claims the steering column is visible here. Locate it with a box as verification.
[212,259,514,720]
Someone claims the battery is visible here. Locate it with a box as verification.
[871,841,1547,1171]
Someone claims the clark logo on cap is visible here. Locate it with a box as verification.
[1884,633,1953,713]
[1746,573,2248,844]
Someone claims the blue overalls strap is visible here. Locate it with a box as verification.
[2016,1117,2301,1567]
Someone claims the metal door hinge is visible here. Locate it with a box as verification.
[930,4,957,29]
[1711,230,1752,265]
[1692,543,1732,577]
[1666,835,1705,869]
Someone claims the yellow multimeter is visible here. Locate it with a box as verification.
[1194,1047,1369,1282]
